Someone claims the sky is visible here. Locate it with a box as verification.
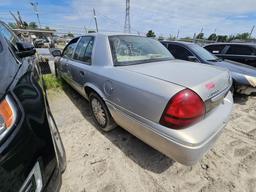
[0,0,256,38]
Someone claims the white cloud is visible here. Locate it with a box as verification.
[1,0,255,37]
[64,0,256,37]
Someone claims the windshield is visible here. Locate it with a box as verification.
[109,35,174,66]
[189,44,219,61]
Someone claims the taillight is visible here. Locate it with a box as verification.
[160,89,205,129]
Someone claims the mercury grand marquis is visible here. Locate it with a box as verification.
[52,33,233,165]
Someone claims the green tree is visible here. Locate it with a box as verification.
[8,22,17,29]
[196,32,204,39]
[216,35,228,42]
[227,35,236,42]
[23,22,28,29]
[146,30,156,38]
[45,26,50,30]
[235,32,250,40]
[67,32,74,38]
[29,22,38,29]
[167,34,176,40]
[208,33,217,41]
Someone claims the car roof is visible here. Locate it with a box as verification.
[78,32,141,38]
[205,42,256,48]
[161,40,195,46]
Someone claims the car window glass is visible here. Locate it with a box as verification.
[73,36,94,64]
[62,38,79,59]
[226,45,254,55]
[205,45,225,54]
[167,44,192,60]
[109,35,173,66]
[0,23,19,52]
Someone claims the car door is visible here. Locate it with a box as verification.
[69,36,94,96]
[59,38,79,82]
[224,45,256,67]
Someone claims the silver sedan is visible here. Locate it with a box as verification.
[53,33,233,165]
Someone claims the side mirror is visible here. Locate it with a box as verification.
[16,42,36,58]
[51,49,62,57]
[188,55,199,62]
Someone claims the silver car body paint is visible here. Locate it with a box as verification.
[56,33,233,165]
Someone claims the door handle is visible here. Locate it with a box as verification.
[80,71,85,76]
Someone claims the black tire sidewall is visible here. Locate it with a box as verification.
[89,93,111,129]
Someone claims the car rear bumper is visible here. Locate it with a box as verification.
[107,92,233,166]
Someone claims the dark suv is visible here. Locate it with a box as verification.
[0,21,65,192]
[204,43,256,67]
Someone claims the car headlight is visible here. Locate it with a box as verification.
[244,75,256,87]
[0,95,17,141]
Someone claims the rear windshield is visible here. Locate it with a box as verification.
[109,35,173,66]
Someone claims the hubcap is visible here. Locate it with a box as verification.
[91,98,106,126]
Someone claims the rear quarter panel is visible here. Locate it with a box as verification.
[84,66,184,123]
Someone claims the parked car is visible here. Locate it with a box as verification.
[0,21,65,191]
[53,33,233,165]
[204,43,256,68]
[161,41,256,95]
[34,36,55,48]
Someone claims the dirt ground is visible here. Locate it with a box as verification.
[47,86,256,192]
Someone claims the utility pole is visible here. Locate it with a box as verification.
[193,33,196,43]
[176,29,180,39]
[249,25,255,39]
[93,8,98,32]
[30,2,41,28]
[200,27,203,34]
[124,0,131,33]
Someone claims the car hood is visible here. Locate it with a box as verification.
[120,59,231,101]
[208,59,256,77]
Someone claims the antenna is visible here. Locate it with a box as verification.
[124,0,131,33]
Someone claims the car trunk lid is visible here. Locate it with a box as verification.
[120,59,231,102]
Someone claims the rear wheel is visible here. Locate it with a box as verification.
[89,92,116,132]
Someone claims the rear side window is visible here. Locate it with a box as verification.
[167,44,192,60]
[204,45,225,54]
[226,45,254,55]
[62,38,79,59]
[73,36,94,64]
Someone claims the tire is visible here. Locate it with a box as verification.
[89,92,116,132]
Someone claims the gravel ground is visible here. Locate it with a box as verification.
[47,86,256,192]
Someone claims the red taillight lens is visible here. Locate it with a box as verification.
[160,89,205,129]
